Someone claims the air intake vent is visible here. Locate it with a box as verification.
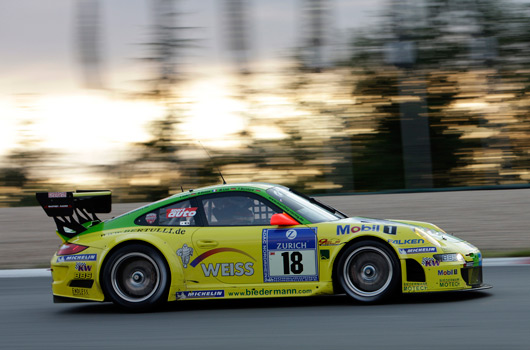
[461,267,483,287]
[68,280,94,288]
[406,259,426,282]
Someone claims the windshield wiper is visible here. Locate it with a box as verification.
[311,197,348,219]
[289,189,348,219]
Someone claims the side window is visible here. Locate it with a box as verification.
[202,193,281,226]
[136,200,198,226]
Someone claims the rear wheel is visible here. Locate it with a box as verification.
[101,244,169,311]
[337,241,400,303]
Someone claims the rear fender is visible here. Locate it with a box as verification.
[100,234,184,301]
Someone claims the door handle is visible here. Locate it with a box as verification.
[197,240,219,248]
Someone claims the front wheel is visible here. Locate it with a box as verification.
[337,241,400,303]
[101,244,170,311]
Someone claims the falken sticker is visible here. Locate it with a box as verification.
[388,239,425,245]
[57,254,97,263]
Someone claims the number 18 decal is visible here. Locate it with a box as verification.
[262,228,318,283]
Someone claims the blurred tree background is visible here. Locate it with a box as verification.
[2,0,530,207]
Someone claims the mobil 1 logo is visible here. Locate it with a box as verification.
[262,228,318,283]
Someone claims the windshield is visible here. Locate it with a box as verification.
[266,187,341,223]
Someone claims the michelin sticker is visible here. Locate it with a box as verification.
[177,244,193,268]
[262,228,318,283]
[398,247,437,254]
[57,254,97,263]
[177,290,224,299]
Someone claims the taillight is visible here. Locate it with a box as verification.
[57,243,88,256]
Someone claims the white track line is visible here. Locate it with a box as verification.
[0,269,51,278]
[483,257,530,267]
[0,258,529,278]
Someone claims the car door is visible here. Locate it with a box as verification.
[183,192,277,287]
[184,191,319,289]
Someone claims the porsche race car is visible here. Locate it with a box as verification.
[37,183,490,310]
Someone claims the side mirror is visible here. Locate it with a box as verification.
[270,213,300,226]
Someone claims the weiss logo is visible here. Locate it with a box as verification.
[201,262,254,277]
[167,207,197,218]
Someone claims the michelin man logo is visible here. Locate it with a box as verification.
[177,244,194,268]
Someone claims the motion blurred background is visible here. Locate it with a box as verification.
[1,0,530,207]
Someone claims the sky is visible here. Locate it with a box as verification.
[0,0,385,169]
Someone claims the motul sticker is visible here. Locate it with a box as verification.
[146,213,157,224]
[167,207,197,218]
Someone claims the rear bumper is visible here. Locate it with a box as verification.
[51,247,105,302]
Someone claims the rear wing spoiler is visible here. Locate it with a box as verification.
[36,190,111,239]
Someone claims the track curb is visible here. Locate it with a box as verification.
[0,257,529,278]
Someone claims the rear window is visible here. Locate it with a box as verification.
[135,200,197,226]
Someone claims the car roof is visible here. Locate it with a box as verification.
[105,182,286,226]
[165,182,284,200]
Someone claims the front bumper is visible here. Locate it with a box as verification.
[401,252,487,293]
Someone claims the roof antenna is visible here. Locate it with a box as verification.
[198,141,227,185]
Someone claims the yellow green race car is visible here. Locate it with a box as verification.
[36,183,490,310]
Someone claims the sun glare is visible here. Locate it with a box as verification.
[1,77,251,163]
[36,94,162,149]
[0,100,18,156]
[180,78,246,148]
[0,94,165,164]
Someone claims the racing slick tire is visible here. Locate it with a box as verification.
[101,244,170,311]
[337,240,400,303]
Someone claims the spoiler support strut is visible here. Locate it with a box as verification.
[36,190,112,239]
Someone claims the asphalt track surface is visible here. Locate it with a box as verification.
[0,266,528,350]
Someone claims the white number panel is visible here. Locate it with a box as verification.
[262,228,318,283]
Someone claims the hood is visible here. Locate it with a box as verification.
[337,217,479,254]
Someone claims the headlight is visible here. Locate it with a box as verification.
[414,228,442,247]
[433,253,464,262]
